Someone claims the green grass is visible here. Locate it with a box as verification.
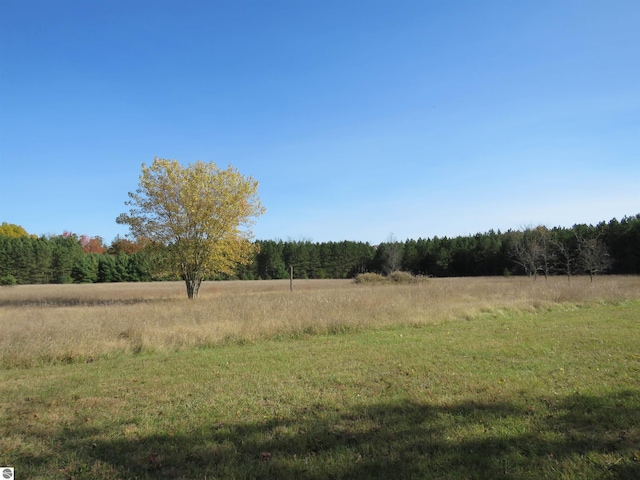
[2,301,639,479]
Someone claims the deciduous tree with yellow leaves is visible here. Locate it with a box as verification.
[0,222,30,238]
[117,158,265,299]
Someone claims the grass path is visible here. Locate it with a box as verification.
[1,301,639,479]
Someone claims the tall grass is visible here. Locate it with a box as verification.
[1,276,638,368]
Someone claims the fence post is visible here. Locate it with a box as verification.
[290,265,293,292]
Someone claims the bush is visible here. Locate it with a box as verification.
[388,271,421,284]
[354,271,423,285]
[0,274,18,286]
[353,272,387,284]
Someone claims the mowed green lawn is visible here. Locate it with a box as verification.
[2,301,639,479]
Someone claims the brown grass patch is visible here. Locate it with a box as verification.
[1,276,638,368]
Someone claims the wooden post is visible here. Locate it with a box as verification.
[290,265,293,292]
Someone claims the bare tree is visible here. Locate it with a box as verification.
[382,233,404,275]
[511,227,553,279]
[512,225,557,280]
[552,237,577,283]
[512,237,538,278]
[535,226,555,280]
[577,234,611,282]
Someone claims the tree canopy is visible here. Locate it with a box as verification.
[116,158,265,298]
[0,222,30,238]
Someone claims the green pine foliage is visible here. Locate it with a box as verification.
[71,255,99,283]
[0,235,152,284]
[0,273,17,286]
[0,214,639,284]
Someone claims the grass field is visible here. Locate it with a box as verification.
[1,277,639,479]
[1,276,638,369]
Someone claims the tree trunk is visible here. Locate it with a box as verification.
[184,274,203,299]
[185,278,202,299]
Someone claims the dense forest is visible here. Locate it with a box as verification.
[1,214,639,285]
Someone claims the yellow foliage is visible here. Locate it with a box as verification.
[117,158,265,298]
[0,222,30,238]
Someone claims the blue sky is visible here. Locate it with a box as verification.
[1,0,638,244]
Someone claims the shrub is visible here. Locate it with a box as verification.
[388,271,421,284]
[0,274,18,286]
[354,271,423,285]
[354,272,387,285]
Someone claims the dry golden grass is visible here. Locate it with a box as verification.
[1,276,639,368]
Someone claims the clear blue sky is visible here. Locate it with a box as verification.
[1,0,638,244]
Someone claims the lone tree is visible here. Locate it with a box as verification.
[117,158,265,299]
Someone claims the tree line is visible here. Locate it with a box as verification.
[1,214,639,285]
[0,231,153,285]
[249,214,638,280]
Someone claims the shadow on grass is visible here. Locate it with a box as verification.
[16,390,640,479]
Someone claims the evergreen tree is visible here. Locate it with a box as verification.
[30,238,53,283]
[72,255,99,283]
[255,240,287,279]
[50,235,83,284]
[97,255,118,283]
